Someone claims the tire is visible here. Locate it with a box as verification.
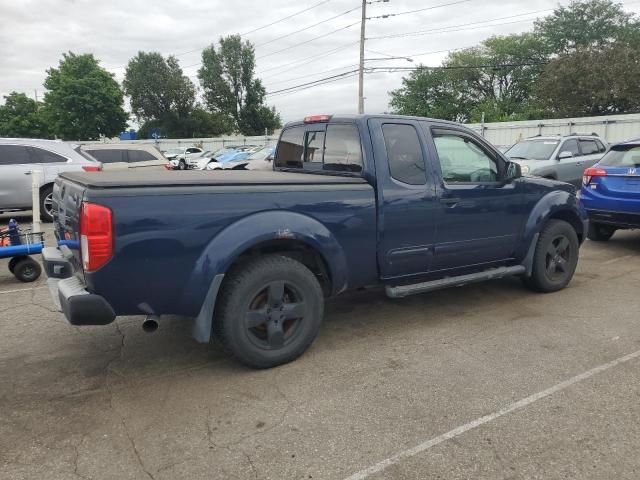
[13,257,42,283]
[8,255,28,274]
[522,219,579,293]
[213,255,324,369]
[587,222,615,242]
[40,184,54,223]
[178,160,186,170]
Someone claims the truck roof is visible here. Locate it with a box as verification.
[59,170,369,189]
[283,114,464,129]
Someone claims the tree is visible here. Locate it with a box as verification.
[0,92,49,138]
[389,34,548,122]
[43,52,127,140]
[535,0,635,53]
[198,35,281,135]
[536,45,640,116]
[123,52,196,125]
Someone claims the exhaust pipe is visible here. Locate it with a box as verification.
[142,316,159,333]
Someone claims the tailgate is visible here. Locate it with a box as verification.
[52,177,85,276]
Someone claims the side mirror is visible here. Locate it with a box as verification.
[505,161,522,181]
[558,151,573,160]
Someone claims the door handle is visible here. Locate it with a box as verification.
[575,162,583,166]
[24,171,32,175]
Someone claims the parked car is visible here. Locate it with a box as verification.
[505,134,608,186]
[81,144,167,170]
[206,147,275,171]
[188,147,237,170]
[580,138,640,241]
[0,138,101,222]
[163,147,203,170]
[44,114,586,369]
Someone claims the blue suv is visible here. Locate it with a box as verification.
[580,138,640,241]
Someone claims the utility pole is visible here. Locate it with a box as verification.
[358,0,366,114]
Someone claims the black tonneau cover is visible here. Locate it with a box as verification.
[60,170,367,189]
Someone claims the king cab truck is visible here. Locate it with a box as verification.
[43,114,587,369]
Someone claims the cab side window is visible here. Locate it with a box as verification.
[381,124,426,185]
[432,132,499,183]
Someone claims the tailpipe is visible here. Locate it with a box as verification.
[142,316,159,333]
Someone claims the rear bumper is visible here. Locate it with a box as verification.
[586,209,640,228]
[43,247,116,326]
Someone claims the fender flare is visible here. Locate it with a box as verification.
[518,190,586,268]
[187,210,349,343]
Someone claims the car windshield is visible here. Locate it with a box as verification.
[505,140,559,160]
[248,147,271,160]
[599,145,640,167]
[164,148,182,155]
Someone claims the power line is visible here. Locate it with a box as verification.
[173,0,332,57]
[255,5,361,47]
[367,0,473,19]
[266,69,359,96]
[266,63,359,87]
[259,41,358,78]
[257,21,360,60]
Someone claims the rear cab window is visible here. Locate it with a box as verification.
[275,122,363,174]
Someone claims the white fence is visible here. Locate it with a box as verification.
[77,134,281,152]
[468,113,640,147]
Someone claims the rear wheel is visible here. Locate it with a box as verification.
[523,219,579,293]
[213,255,324,369]
[13,257,42,283]
[587,222,616,242]
[40,184,54,222]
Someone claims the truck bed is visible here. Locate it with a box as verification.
[60,170,368,188]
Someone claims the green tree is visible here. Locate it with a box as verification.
[0,92,49,138]
[123,52,196,125]
[537,45,640,116]
[389,33,548,122]
[535,0,635,53]
[43,52,127,140]
[198,35,281,135]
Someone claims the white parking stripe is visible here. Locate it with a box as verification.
[0,286,47,295]
[344,348,640,480]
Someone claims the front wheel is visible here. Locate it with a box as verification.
[40,184,54,222]
[522,219,579,293]
[178,160,186,170]
[587,222,615,242]
[213,255,324,369]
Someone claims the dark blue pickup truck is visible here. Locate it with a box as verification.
[44,114,587,368]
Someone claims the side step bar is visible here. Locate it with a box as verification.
[385,265,526,299]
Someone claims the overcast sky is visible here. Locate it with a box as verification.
[1,0,640,126]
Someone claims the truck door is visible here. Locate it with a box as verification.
[368,118,438,280]
[424,125,525,273]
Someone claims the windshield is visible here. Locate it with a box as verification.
[505,140,559,160]
[164,148,182,155]
[599,145,640,167]
[248,147,271,161]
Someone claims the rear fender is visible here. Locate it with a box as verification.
[518,190,587,265]
[185,210,348,343]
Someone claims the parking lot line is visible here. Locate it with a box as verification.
[344,348,640,480]
[0,286,47,295]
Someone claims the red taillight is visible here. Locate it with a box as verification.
[80,202,113,272]
[583,167,607,186]
[164,163,172,170]
[82,165,102,172]
[304,114,332,123]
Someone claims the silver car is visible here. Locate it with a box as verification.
[505,134,608,186]
[0,138,101,221]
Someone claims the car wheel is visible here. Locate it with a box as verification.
[213,255,324,369]
[587,222,615,242]
[13,257,42,283]
[178,160,186,170]
[40,184,54,223]
[522,219,579,293]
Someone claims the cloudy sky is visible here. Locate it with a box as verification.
[1,0,640,125]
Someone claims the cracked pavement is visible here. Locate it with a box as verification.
[1,213,640,479]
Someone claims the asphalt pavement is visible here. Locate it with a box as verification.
[1,213,639,480]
